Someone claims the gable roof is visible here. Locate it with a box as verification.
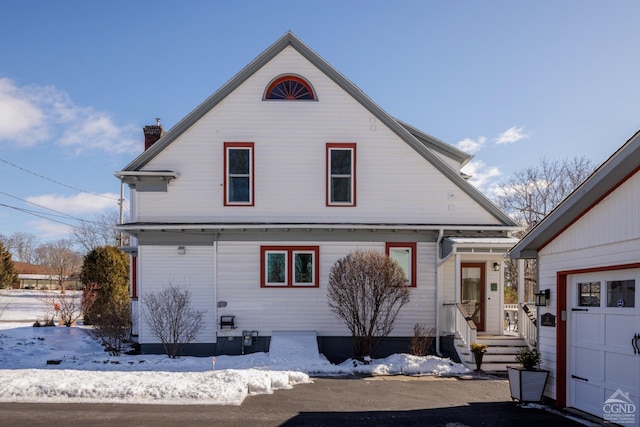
[510,129,640,258]
[119,31,515,226]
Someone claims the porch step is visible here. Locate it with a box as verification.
[461,336,528,373]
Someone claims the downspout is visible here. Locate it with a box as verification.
[213,233,219,348]
[435,228,444,356]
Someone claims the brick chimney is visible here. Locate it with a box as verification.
[143,118,165,150]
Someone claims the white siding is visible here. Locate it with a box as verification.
[536,172,640,401]
[544,172,640,255]
[215,241,436,338]
[135,47,499,226]
[137,245,216,344]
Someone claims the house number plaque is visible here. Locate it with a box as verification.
[540,313,556,327]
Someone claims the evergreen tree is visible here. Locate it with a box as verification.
[0,242,18,289]
[80,246,130,323]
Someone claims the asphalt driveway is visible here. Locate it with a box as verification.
[0,375,603,426]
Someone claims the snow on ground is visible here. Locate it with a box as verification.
[0,290,469,405]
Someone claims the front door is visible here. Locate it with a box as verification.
[568,269,640,421]
[461,263,485,332]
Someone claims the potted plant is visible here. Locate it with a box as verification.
[507,347,550,403]
[470,342,488,372]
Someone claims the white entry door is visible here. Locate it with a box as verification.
[568,270,640,422]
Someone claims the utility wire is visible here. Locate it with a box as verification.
[0,156,120,201]
[0,191,95,224]
[0,202,81,230]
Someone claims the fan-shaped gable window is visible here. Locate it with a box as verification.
[264,75,316,100]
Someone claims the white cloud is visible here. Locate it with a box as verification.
[455,136,486,154]
[494,126,528,145]
[27,192,120,215]
[461,159,502,197]
[27,219,75,240]
[0,78,48,146]
[0,77,140,154]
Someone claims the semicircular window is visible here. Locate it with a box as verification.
[265,75,316,100]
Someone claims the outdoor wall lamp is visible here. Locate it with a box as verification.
[177,246,186,255]
[493,262,500,271]
[535,289,551,306]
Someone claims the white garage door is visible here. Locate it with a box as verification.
[569,270,640,423]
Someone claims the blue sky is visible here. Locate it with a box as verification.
[1,1,639,245]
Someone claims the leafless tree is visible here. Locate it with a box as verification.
[327,250,410,361]
[3,232,40,264]
[74,211,129,252]
[142,284,206,358]
[35,239,82,293]
[495,156,596,301]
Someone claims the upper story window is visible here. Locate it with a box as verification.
[224,142,254,206]
[264,75,316,100]
[326,143,356,206]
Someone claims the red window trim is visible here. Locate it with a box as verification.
[224,142,255,206]
[260,246,320,288]
[385,242,417,287]
[326,143,357,207]
[264,75,316,100]
[130,255,138,299]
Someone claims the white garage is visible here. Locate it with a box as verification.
[510,130,640,423]
[568,270,639,418]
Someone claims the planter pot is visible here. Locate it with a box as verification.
[473,351,484,372]
[507,366,549,403]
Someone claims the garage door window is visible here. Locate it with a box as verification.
[606,279,635,307]
[578,282,600,307]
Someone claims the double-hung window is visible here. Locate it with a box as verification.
[326,143,356,206]
[224,142,254,206]
[386,242,417,287]
[261,246,319,288]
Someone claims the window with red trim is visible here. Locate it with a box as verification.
[326,143,356,206]
[224,142,254,206]
[265,75,316,100]
[261,246,319,287]
[386,242,417,287]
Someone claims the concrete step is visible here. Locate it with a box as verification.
[477,361,519,372]
[462,335,529,372]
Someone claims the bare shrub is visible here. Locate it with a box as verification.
[90,301,131,356]
[409,324,435,356]
[327,250,410,361]
[38,291,84,327]
[142,285,206,358]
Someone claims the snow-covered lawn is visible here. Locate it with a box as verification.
[0,290,469,405]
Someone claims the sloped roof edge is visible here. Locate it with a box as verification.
[120,31,515,226]
[510,129,640,258]
[395,119,471,166]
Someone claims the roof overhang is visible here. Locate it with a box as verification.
[115,222,521,236]
[114,170,180,184]
[510,129,640,259]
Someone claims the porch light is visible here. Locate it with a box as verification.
[493,262,500,271]
[177,246,186,255]
[535,289,550,306]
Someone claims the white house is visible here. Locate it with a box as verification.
[510,130,640,420]
[115,32,520,363]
